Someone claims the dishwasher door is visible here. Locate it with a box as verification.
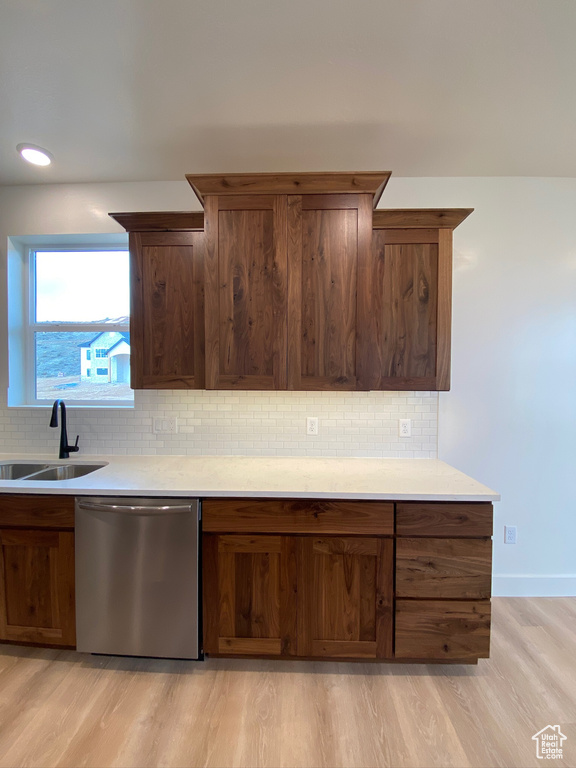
[75,497,200,659]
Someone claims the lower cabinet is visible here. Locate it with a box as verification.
[0,495,76,647]
[203,499,493,663]
[203,534,295,657]
[203,533,394,659]
[202,499,395,660]
[298,536,393,659]
[394,502,493,662]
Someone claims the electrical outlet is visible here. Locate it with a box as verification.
[398,418,412,437]
[504,525,517,544]
[153,417,178,434]
[306,416,319,436]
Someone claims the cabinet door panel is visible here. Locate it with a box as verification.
[298,537,393,659]
[131,231,204,389]
[203,534,297,656]
[288,194,372,390]
[301,207,357,381]
[217,544,281,643]
[205,195,287,389]
[219,210,276,379]
[227,550,280,639]
[366,228,452,390]
[0,529,75,646]
[371,232,438,386]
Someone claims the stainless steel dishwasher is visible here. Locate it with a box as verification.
[75,497,201,659]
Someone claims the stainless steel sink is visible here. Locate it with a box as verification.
[0,463,51,480]
[25,463,108,481]
[0,461,107,481]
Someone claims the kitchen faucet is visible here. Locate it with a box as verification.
[49,399,80,459]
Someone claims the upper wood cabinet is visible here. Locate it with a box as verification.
[110,213,205,389]
[203,194,288,389]
[111,177,472,392]
[194,173,390,391]
[287,193,373,390]
[367,210,472,391]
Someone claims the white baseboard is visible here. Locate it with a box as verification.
[492,575,576,597]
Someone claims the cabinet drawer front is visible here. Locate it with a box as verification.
[396,538,492,599]
[202,499,394,535]
[395,600,491,661]
[396,502,493,537]
[0,495,74,528]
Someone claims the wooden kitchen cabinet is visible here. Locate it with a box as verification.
[203,498,493,663]
[367,209,472,390]
[298,536,393,658]
[394,501,493,661]
[286,193,373,390]
[111,176,473,392]
[0,495,76,647]
[110,212,205,389]
[203,194,288,389]
[203,533,297,656]
[195,173,390,391]
[202,498,395,659]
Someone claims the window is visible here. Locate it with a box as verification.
[7,237,133,407]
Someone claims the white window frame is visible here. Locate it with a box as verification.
[7,234,133,409]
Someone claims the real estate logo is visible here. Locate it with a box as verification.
[532,725,567,760]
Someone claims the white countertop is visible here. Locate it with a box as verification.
[0,454,499,501]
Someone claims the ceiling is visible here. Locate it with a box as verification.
[1,0,576,186]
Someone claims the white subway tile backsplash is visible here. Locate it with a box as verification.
[0,390,438,458]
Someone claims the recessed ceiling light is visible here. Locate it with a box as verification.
[16,143,53,166]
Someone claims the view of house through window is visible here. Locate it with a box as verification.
[33,250,132,404]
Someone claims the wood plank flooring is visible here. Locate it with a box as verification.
[0,598,574,768]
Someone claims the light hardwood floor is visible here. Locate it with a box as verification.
[0,598,574,768]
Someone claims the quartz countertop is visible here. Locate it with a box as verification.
[0,454,499,501]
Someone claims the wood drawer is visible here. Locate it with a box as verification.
[396,502,493,537]
[202,499,394,535]
[396,538,492,599]
[395,600,491,661]
[0,494,74,528]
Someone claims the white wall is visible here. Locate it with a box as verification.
[1,177,574,595]
[384,178,576,597]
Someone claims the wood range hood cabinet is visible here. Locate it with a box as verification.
[110,172,472,392]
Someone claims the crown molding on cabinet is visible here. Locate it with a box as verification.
[109,211,204,232]
[373,208,473,229]
[186,172,392,208]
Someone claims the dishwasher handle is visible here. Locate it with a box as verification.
[76,501,194,516]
